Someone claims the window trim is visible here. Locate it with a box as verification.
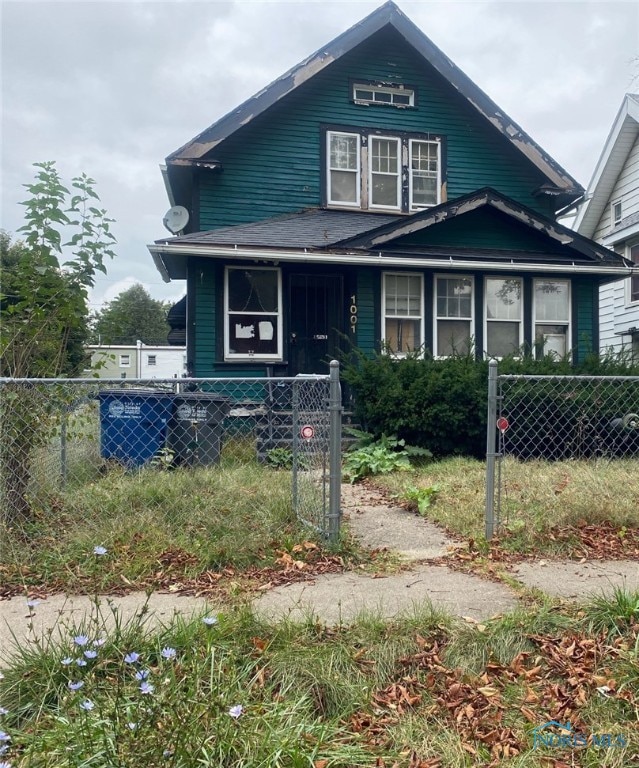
[224,266,283,361]
[433,274,474,358]
[483,276,524,359]
[322,125,445,214]
[326,130,361,207]
[532,278,571,359]
[368,135,401,211]
[409,139,442,211]
[626,242,639,306]
[352,81,416,108]
[612,199,622,225]
[381,271,424,358]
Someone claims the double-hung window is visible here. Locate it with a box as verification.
[325,128,442,212]
[225,267,282,360]
[435,276,473,356]
[409,140,440,209]
[369,137,401,209]
[382,273,423,355]
[485,277,523,358]
[327,131,360,206]
[629,243,639,304]
[534,279,570,358]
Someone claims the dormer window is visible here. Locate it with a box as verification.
[325,128,444,213]
[353,82,415,107]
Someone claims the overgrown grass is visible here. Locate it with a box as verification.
[375,456,639,554]
[1,594,637,767]
[0,460,312,594]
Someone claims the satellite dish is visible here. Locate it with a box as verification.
[163,206,190,234]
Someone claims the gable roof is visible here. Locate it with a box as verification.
[574,93,639,238]
[337,188,624,264]
[166,1,581,198]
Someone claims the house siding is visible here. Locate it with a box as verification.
[594,134,639,352]
[198,29,550,231]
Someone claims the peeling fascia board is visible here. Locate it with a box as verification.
[165,2,580,194]
[574,94,639,238]
[148,242,631,281]
[160,165,175,207]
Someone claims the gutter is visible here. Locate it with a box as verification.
[148,243,633,280]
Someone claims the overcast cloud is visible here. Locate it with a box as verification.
[2,0,638,311]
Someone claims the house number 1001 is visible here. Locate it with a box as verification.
[349,295,357,334]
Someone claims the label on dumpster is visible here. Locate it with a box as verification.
[108,401,141,419]
[176,404,208,421]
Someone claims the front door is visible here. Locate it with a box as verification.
[289,274,343,375]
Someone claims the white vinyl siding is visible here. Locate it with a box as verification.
[382,272,423,355]
[484,277,523,358]
[224,267,282,360]
[594,134,639,241]
[434,276,473,356]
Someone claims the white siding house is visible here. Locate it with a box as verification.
[574,94,639,358]
[87,343,187,379]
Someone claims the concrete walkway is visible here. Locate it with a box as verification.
[2,483,638,664]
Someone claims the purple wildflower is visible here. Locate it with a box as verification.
[139,681,154,695]
[0,733,9,743]
[61,657,73,666]
[80,700,95,711]
[135,669,150,681]
[68,681,84,691]
[76,658,87,667]
[83,649,97,660]
[202,616,218,626]
[73,635,89,647]
[124,652,140,664]
[228,704,243,719]
[93,545,108,556]
[160,647,176,660]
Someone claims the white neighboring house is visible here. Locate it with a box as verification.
[87,342,187,379]
[574,94,639,358]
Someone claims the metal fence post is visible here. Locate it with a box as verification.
[328,360,342,544]
[485,359,498,540]
[291,378,300,517]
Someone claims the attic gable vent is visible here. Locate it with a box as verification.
[353,82,415,107]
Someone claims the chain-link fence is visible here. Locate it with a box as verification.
[485,362,639,537]
[0,365,342,553]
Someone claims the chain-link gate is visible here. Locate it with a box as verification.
[0,364,341,550]
[485,361,639,538]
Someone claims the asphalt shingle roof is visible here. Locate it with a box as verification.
[157,209,401,249]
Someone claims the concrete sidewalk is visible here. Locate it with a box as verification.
[1,483,638,666]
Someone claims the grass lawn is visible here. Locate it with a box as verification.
[0,593,637,767]
[374,457,639,557]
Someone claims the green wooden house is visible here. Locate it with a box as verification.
[149,1,631,378]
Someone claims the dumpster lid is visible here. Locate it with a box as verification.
[98,389,173,398]
[173,392,231,401]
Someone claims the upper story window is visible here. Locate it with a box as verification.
[325,128,443,213]
[327,132,360,207]
[534,279,570,358]
[353,82,415,107]
[629,243,639,304]
[612,200,622,225]
[225,267,282,360]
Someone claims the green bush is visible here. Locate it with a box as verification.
[342,348,639,459]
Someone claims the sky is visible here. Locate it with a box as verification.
[2,0,638,313]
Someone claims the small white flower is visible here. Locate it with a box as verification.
[228,704,243,719]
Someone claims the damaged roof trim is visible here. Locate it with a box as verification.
[166,1,581,195]
[337,187,616,263]
[148,242,632,283]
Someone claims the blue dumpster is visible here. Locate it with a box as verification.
[98,390,173,467]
